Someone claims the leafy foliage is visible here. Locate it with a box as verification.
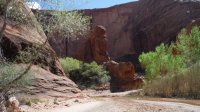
[177,27,200,66]
[0,0,30,25]
[140,27,200,81]
[36,11,91,39]
[60,57,110,89]
[139,43,185,80]
[60,57,81,75]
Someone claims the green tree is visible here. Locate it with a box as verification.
[177,27,200,66]
[139,43,185,81]
[139,26,200,81]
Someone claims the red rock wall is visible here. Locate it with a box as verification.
[47,0,200,63]
[81,0,200,59]
[81,2,137,59]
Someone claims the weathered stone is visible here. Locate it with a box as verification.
[6,96,20,112]
[106,61,144,92]
[25,65,81,98]
[76,25,109,63]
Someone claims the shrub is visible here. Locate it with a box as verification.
[0,62,32,89]
[15,45,39,63]
[60,57,110,89]
[139,43,185,81]
[0,0,30,25]
[177,27,200,66]
[60,57,81,75]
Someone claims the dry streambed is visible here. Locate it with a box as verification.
[27,97,200,112]
[20,90,200,112]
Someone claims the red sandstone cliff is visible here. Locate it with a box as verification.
[47,0,200,66]
[81,0,200,59]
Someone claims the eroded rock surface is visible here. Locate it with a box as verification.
[25,65,81,98]
[106,61,144,92]
[76,25,109,64]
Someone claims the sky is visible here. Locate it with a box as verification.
[78,0,137,9]
[27,0,137,10]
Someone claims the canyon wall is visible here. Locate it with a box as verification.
[47,0,200,66]
[81,0,200,60]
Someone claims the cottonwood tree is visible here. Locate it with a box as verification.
[0,0,90,111]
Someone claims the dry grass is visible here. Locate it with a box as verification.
[144,63,200,99]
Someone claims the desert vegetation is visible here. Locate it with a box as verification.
[140,26,200,98]
[60,57,110,89]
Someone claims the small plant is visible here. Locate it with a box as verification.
[0,62,32,89]
[19,97,43,106]
[15,45,39,63]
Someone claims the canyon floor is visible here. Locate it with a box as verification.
[20,90,200,112]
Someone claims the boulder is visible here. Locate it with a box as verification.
[106,60,144,92]
[0,6,65,76]
[6,96,20,112]
[76,25,109,63]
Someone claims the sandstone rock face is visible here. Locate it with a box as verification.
[0,6,64,76]
[106,61,144,92]
[26,65,81,98]
[82,0,200,59]
[76,25,109,63]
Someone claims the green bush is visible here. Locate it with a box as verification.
[177,27,200,66]
[60,57,81,75]
[60,57,110,89]
[139,43,185,81]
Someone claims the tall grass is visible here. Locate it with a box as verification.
[144,63,200,99]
